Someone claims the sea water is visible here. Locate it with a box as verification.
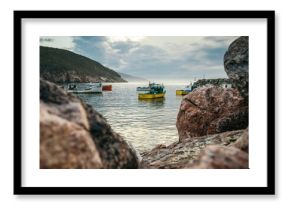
[73,82,188,153]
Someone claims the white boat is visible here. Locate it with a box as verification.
[67,82,102,94]
[184,83,192,92]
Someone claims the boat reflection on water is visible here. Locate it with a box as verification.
[138,97,165,109]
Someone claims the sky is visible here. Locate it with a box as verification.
[40,36,238,82]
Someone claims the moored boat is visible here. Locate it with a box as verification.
[102,84,112,91]
[176,82,195,95]
[67,82,102,94]
[138,82,166,99]
[138,92,165,99]
[176,90,189,95]
[68,84,77,91]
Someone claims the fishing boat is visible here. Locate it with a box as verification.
[176,83,194,95]
[176,90,189,95]
[137,82,161,92]
[67,84,77,91]
[138,83,166,99]
[102,84,112,91]
[67,82,102,94]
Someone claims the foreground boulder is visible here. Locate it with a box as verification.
[140,129,246,169]
[40,79,138,168]
[176,86,248,142]
[40,102,103,168]
[188,145,248,169]
[224,36,249,102]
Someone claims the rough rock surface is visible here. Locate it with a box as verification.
[176,86,248,142]
[224,36,249,102]
[40,102,103,168]
[232,127,249,153]
[140,129,246,169]
[188,145,248,169]
[40,79,138,169]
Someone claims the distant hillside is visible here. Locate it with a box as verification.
[40,46,126,83]
[118,72,148,82]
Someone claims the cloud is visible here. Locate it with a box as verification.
[110,41,140,54]
[72,36,107,61]
[39,36,239,81]
[107,36,145,42]
[40,38,53,43]
[40,36,75,50]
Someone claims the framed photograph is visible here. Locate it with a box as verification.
[14,10,275,195]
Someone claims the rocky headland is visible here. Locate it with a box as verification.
[40,36,249,169]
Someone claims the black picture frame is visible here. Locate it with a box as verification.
[14,10,275,195]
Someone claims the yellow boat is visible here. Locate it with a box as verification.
[138,82,166,99]
[138,92,165,99]
[176,83,195,95]
[176,90,189,95]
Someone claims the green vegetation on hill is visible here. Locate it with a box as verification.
[40,46,126,83]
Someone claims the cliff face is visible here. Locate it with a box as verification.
[40,46,127,83]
